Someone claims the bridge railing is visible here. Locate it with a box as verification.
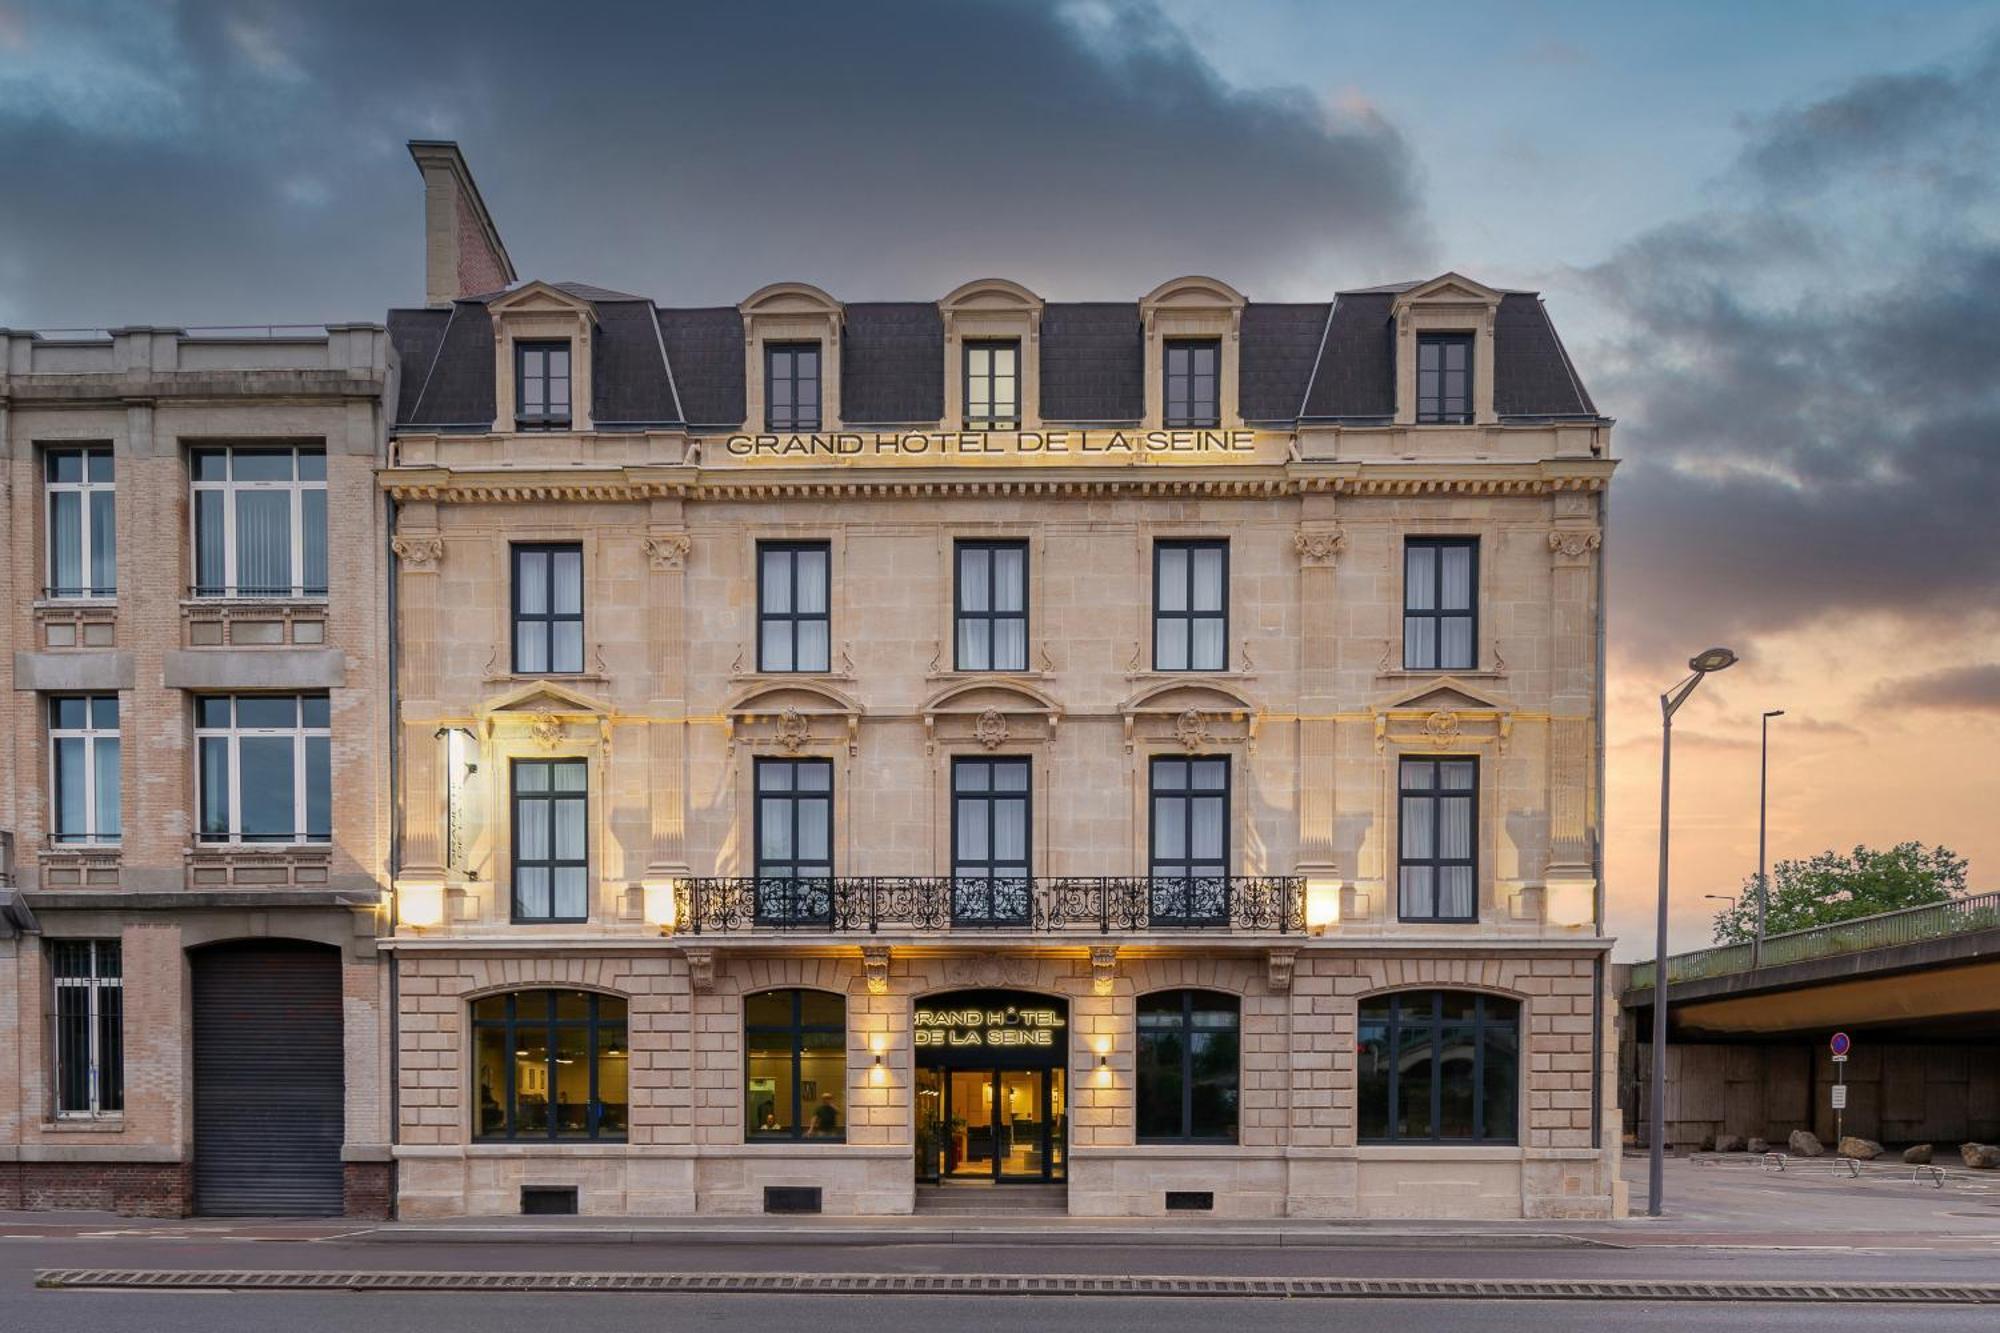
[1630,889,2000,991]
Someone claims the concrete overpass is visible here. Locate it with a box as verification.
[1618,892,2000,1151]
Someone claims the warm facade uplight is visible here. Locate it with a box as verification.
[642,879,680,933]
[1305,878,1342,933]
[397,880,445,930]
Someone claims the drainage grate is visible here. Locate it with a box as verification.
[32,1270,2000,1303]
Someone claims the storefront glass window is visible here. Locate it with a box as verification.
[1136,989,1239,1142]
[1356,990,1518,1143]
[745,987,847,1141]
[471,989,627,1141]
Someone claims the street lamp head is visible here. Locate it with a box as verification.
[1689,647,1738,674]
[1764,708,1785,718]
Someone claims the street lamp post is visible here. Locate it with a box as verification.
[1754,709,1784,968]
[1648,646,1738,1219]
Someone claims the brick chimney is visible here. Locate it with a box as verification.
[408,140,516,306]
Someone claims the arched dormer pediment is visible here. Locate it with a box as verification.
[725,679,862,757]
[921,675,1062,753]
[1371,674,1514,755]
[1139,274,1247,326]
[478,679,614,749]
[940,277,1043,314]
[941,279,1045,430]
[739,283,845,431]
[738,281,843,318]
[1389,272,1504,426]
[1119,679,1260,754]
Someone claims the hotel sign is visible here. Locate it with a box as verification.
[914,1002,1068,1049]
[723,428,1271,465]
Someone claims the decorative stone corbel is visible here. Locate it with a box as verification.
[862,945,891,996]
[1267,947,1299,993]
[684,947,715,993]
[1090,945,1119,997]
[391,533,445,571]
[1546,528,1603,562]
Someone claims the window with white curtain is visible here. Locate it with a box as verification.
[190,446,327,598]
[951,757,1030,925]
[758,542,830,673]
[44,447,115,599]
[512,758,588,922]
[1154,539,1227,672]
[1149,756,1230,924]
[195,694,331,844]
[964,340,1020,429]
[512,544,584,674]
[1399,757,1477,922]
[1404,538,1477,671]
[954,540,1027,672]
[49,696,120,845]
[754,758,833,925]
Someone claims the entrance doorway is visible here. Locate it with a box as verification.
[927,1067,1065,1180]
[914,988,1067,1185]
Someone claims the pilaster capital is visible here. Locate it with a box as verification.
[392,533,445,571]
[644,532,693,570]
[1546,527,1602,563]
[1293,525,1348,567]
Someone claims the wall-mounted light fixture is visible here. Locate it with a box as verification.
[1305,878,1342,934]
[396,880,445,931]
[641,878,680,934]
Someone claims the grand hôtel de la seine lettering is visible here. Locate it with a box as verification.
[0,141,1620,1222]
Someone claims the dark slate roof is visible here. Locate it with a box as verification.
[386,308,447,423]
[1301,292,1396,419]
[590,299,679,427]
[1040,303,1142,422]
[841,303,943,424]
[1239,303,1331,422]
[655,307,744,428]
[393,301,497,428]
[1494,293,1597,417]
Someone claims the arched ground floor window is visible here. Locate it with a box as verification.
[745,988,846,1141]
[472,989,627,1140]
[1136,988,1240,1142]
[1356,990,1518,1144]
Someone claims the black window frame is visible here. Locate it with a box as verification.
[1356,990,1519,1144]
[743,987,847,1143]
[753,757,834,926]
[1163,338,1221,428]
[1397,755,1479,923]
[510,757,590,924]
[514,339,573,431]
[1135,988,1240,1144]
[1147,754,1231,925]
[765,341,822,431]
[953,539,1028,672]
[962,338,1022,430]
[950,755,1032,926]
[1402,537,1478,671]
[49,938,123,1118]
[1153,539,1228,672]
[756,541,831,673]
[471,989,627,1142]
[511,542,585,675]
[1416,332,1473,425]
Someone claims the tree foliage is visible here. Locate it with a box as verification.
[1710,842,1968,944]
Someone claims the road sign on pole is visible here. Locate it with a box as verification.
[1830,1032,1851,1058]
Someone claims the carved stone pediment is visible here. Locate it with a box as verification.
[479,680,614,748]
[726,680,863,756]
[1371,676,1513,755]
[921,677,1062,753]
[1119,680,1260,753]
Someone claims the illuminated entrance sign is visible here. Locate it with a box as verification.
[914,1002,1066,1049]
[724,428,1261,461]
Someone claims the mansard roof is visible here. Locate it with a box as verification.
[386,272,1601,432]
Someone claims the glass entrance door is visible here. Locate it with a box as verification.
[939,1067,1065,1181]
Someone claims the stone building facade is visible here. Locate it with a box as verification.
[380,152,1623,1220]
[0,322,396,1215]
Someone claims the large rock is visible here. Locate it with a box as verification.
[1788,1129,1825,1157]
[1960,1143,2000,1169]
[1713,1134,1746,1153]
[1838,1136,1883,1160]
[1903,1144,1933,1165]
[1746,1137,1769,1154]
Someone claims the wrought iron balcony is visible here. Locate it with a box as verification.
[677,875,1305,935]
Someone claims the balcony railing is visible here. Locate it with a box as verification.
[1629,889,2000,990]
[678,875,1305,935]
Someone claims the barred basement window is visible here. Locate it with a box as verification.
[49,695,120,845]
[190,445,327,599]
[744,988,846,1142]
[44,446,115,599]
[515,340,572,430]
[195,694,331,844]
[472,990,627,1140]
[51,939,123,1118]
[1357,991,1518,1143]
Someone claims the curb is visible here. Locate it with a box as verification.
[353,1223,1615,1250]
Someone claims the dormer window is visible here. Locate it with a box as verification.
[964,340,1020,430]
[515,340,572,431]
[1417,333,1472,425]
[1163,339,1220,428]
[766,342,822,431]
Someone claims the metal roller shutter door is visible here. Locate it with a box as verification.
[192,941,346,1216]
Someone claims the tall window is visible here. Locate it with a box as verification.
[472,990,627,1140]
[754,758,833,925]
[1399,756,1477,922]
[757,542,830,673]
[195,694,331,844]
[45,447,115,598]
[1136,989,1239,1142]
[952,757,1030,925]
[1154,539,1227,672]
[1149,756,1229,924]
[955,540,1027,672]
[512,758,588,923]
[50,939,123,1119]
[190,445,327,598]
[765,342,821,430]
[964,340,1020,429]
[1357,991,1518,1143]
[744,988,845,1142]
[1404,538,1477,670]
[49,695,120,845]
[1164,339,1220,428]
[514,340,572,430]
[512,543,584,675]
[1417,333,1473,424]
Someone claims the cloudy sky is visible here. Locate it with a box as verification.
[3,0,1995,955]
